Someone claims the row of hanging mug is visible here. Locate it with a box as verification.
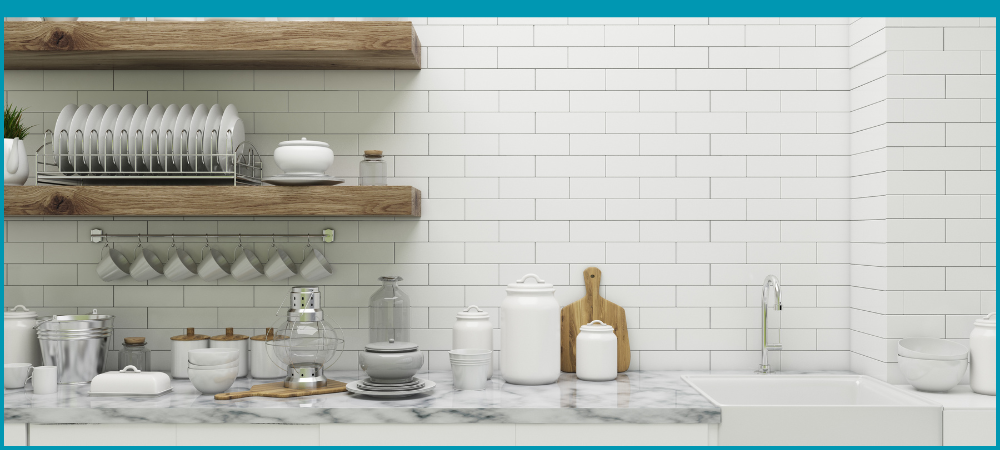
[96,237,333,283]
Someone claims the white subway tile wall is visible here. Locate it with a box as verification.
[848,17,996,383]
[3,18,993,376]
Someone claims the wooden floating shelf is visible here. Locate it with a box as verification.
[3,186,421,217]
[4,21,421,70]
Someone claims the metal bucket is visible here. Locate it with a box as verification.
[35,311,114,384]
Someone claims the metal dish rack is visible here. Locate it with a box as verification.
[35,127,262,186]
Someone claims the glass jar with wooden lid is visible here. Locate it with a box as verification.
[170,328,209,379]
[119,337,151,372]
[209,328,249,378]
[249,328,289,379]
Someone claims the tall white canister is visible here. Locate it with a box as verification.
[4,305,43,366]
[453,305,494,379]
[500,274,560,385]
[970,312,995,396]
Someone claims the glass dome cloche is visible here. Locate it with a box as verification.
[369,276,410,344]
[267,286,345,389]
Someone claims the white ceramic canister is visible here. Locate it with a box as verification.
[453,305,494,379]
[970,312,996,396]
[249,328,288,379]
[4,305,42,366]
[575,320,618,382]
[170,328,209,379]
[500,274,560,385]
[209,328,249,378]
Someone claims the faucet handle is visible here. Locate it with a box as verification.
[765,344,783,351]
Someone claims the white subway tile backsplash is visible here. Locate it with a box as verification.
[498,47,568,69]
[676,25,745,46]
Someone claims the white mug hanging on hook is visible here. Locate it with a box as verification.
[163,238,198,282]
[197,238,231,281]
[299,239,333,281]
[129,237,164,282]
[231,236,266,282]
[97,243,131,282]
[264,241,297,281]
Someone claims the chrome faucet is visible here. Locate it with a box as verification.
[757,275,782,374]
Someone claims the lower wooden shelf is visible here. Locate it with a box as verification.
[3,185,421,217]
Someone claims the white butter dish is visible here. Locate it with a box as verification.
[89,365,172,397]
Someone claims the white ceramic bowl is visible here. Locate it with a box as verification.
[187,348,239,366]
[898,338,969,361]
[188,365,239,395]
[897,354,968,392]
[188,360,240,370]
[358,350,424,384]
[273,138,333,174]
[449,349,492,361]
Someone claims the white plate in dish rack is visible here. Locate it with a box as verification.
[346,378,436,398]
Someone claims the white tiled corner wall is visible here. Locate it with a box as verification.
[3,17,994,376]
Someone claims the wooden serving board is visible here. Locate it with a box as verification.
[214,380,347,400]
[560,267,631,373]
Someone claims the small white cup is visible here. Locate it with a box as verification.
[231,246,265,282]
[31,366,58,395]
[197,246,231,281]
[299,246,333,281]
[4,363,33,389]
[163,246,198,282]
[96,246,130,282]
[129,245,164,281]
[264,248,297,281]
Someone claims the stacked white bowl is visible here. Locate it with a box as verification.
[449,349,492,391]
[187,348,239,395]
[897,338,969,392]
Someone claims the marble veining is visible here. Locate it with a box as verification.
[4,371,721,425]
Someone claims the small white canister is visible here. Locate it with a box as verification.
[210,328,249,378]
[4,305,42,366]
[250,328,288,379]
[576,320,618,382]
[970,312,995,396]
[170,328,209,379]
[453,305,494,380]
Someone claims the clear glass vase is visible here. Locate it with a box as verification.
[368,276,410,343]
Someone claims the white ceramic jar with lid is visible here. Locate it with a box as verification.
[170,328,209,379]
[970,312,995,396]
[500,274,560,385]
[4,305,42,366]
[273,137,333,174]
[576,320,618,382]
[453,305,493,379]
[209,328,249,378]
[249,328,288,379]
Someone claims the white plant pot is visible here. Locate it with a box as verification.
[4,138,29,186]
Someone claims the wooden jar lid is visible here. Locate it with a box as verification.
[211,327,249,341]
[250,327,289,341]
[170,327,209,341]
[363,150,383,158]
[123,337,146,345]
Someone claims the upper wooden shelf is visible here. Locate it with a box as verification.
[3,21,421,70]
[3,185,421,216]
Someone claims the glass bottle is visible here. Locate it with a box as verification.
[368,276,410,343]
[119,337,151,371]
[359,150,387,186]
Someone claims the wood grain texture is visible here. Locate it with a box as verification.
[560,267,631,373]
[4,21,421,70]
[3,185,421,216]
[214,380,347,400]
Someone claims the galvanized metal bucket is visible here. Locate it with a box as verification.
[35,310,114,384]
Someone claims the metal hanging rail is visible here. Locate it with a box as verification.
[90,228,335,244]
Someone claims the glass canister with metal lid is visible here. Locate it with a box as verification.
[368,276,411,344]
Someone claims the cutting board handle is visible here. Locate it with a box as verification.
[583,267,602,309]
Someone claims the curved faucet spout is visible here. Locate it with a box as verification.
[757,275,782,374]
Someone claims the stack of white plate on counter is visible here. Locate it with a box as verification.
[51,103,244,175]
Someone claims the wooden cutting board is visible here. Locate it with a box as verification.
[560,267,631,373]
[214,380,346,400]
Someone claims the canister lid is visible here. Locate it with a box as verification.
[250,328,290,341]
[506,274,555,293]
[211,327,249,341]
[5,305,37,319]
[170,327,210,341]
[124,337,146,345]
[365,339,419,353]
[278,137,330,148]
[457,305,489,319]
[974,312,996,328]
[580,320,615,333]
[364,150,384,158]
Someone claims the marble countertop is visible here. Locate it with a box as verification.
[4,371,721,425]
[899,385,996,410]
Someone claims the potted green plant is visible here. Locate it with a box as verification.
[4,103,33,186]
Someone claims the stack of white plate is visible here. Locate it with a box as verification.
[52,103,243,175]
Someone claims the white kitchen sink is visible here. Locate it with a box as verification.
[683,374,943,446]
